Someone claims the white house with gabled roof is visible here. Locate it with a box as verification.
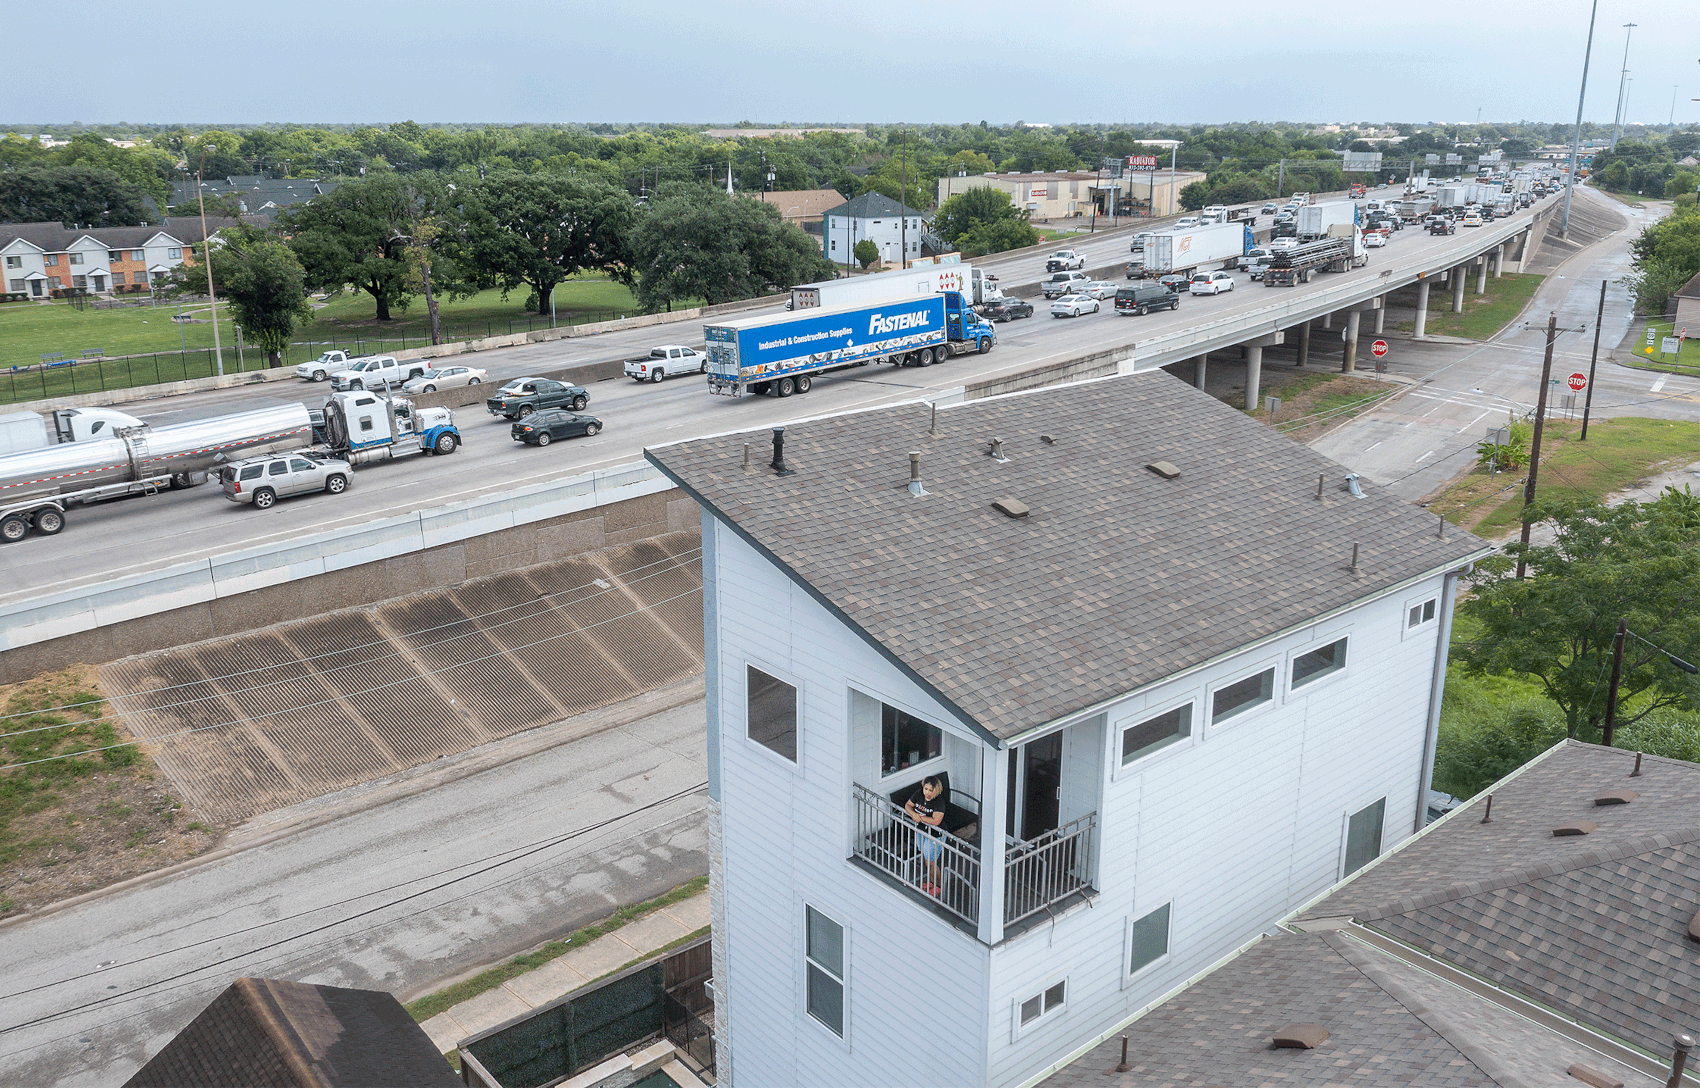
[645,374,1491,1088]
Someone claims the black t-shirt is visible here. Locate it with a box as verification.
[909,785,948,829]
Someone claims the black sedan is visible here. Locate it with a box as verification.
[981,297,1035,322]
[511,410,602,446]
[1158,273,1190,294]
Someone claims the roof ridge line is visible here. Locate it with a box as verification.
[1355,824,1700,921]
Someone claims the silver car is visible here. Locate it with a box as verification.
[222,454,353,509]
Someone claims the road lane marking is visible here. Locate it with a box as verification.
[1458,410,1491,433]
[1364,441,1382,452]
[1416,450,1435,463]
[1651,375,1668,393]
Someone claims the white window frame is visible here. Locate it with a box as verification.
[1289,635,1350,693]
[743,660,801,768]
[3,255,19,269]
[1122,900,1173,988]
[167,247,182,259]
[1205,659,1280,732]
[1113,698,1195,778]
[68,252,84,265]
[1011,975,1069,1041]
[801,903,849,1044]
[1340,795,1387,879]
[1402,593,1439,639]
[879,702,946,780]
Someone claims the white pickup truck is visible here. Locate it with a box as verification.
[1044,250,1086,272]
[624,345,709,382]
[328,355,430,392]
[296,350,353,382]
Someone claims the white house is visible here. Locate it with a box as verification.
[820,192,928,268]
[645,375,1490,1088]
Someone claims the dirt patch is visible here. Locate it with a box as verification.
[1177,360,1399,444]
[0,666,222,919]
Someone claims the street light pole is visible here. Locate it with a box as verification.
[195,144,225,377]
[1561,0,1601,239]
[1611,23,1637,149]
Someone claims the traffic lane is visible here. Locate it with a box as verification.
[0,700,711,1088]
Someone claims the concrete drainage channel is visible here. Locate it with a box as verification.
[100,532,704,825]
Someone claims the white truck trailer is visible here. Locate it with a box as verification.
[1134,222,1252,279]
[789,264,999,310]
[1296,201,1360,241]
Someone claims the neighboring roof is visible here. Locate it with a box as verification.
[762,189,847,219]
[0,217,238,252]
[821,191,928,221]
[646,374,1488,741]
[123,977,460,1088]
[1675,268,1700,301]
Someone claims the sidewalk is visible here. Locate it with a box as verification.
[418,888,710,1055]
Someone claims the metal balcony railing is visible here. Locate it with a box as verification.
[852,783,980,926]
[1004,812,1099,927]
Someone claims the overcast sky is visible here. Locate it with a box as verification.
[7,0,1698,129]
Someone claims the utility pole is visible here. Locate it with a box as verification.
[1581,280,1606,440]
[899,128,908,269]
[1515,312,1560,579]
[195,144,225,377]
[1603,618,1627,746]
[1611,23,1637,149]
[1561,0,1601,239]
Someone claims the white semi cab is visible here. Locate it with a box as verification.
[624,345,709,382]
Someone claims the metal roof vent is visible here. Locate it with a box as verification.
[1345,473,1364,498]
[1552,820,1598,837]
[1594,789,1637,806]
[993,498,1030,519]
[1271,1024,1329,1049]
[907,452,927,497]
[1146,461,1180,480]
[989,437,1010,463]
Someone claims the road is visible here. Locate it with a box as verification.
[0,184,1557,602]
[0,694,710,1088]
[1311,193,1697,500]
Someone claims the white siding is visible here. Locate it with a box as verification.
[712,519,992,1088]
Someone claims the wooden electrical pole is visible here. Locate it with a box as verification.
[1515,312,1559,580]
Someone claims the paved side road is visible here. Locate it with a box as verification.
[0,696,710,1088]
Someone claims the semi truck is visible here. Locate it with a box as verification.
[705,291,995,398]
[1396,197,1436,223]
[789,264,999,310]
[0,407,152,455]
[0,392,460,543]
[1296,201,1360,241]
[1261,228,1367,287]
[1132,222,1252,280]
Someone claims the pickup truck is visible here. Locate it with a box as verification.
[1041,271,1092,299]
[329,355,430,392]
[624,345,709,383]
[296,350,353,382]
[485,377,590,419]
[1044,250,1086,272]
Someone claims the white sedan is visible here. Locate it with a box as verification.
[1188,271,1236,296]
[1362,231,1387,249]
[1050,295,1101,317]
[401,365,487,393]
[1079,280,1120,300]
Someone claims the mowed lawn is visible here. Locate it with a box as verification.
[301,277,657,348]
[0,298,229,369]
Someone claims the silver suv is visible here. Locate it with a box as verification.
[222,454,353,509]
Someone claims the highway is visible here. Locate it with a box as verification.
[0,185,1557,602]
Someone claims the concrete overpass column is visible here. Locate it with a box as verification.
[1342,308,1362,373]
[1298,320,1311,366]
[1414,279,1430,338]
[1193,353,1208,389]
[1475,255,1488,295]
[1244,345,1263,409]
[1374,296,1386,335]
[1493,243,1505,279]
[1452,262,1468,312]
[1321,311,1333,331]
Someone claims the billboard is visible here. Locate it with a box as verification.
[1445,153,1462,164]
[1126,155,1159,172]
[1342,151,1383,173]
[1425,154,1441,164]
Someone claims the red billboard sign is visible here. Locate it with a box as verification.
[1126,155,1159,172]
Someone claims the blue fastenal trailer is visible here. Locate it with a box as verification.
[704,290,995,398]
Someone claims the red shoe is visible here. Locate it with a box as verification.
[924,883,941,897]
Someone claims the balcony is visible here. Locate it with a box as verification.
[851,784,1097,937]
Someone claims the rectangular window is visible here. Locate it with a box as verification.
[44,254,58,266]
[1211,668,1274,725]
[108,250,123,262]
[1344,798,1386,877]
[881,705,941,776]
[167,247,182,259]
[68,252,84,265]
[131,249,145,261]
[1121,704,1191,765]
[48,276,61,288]
[1292,638,1347,688]
[71,276,87,289]
[3,256,19,269]
[747,666,797,762]
[1128,902,1171,976]
[111,273,125,286]
[1407,599,1437,628]
[7,279,21,293]
[805,906,844,1036]
[1015,979,1067,1034]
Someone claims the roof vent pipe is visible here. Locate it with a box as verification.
[908,452,927,497]
[1345,473,1363,498]
[990,437,1009,462]
[770,427,794,476]
[1666,1032,1694,1088]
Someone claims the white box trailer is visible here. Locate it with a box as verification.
[1296,201,1360,240]
[1136,221,1252,278]
[790,263,998,310]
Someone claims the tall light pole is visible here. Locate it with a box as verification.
[1611,23,1637,149]
[195,144,225,376]
[1561,0,1601,239]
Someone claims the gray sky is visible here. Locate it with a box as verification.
[8,0,1699,128]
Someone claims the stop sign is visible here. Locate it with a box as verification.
[1370,339,1389,357]
[1568,372,1588,392]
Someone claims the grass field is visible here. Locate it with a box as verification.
[1429,416,1700,537]
[1627,319,1700,371]
[1389,272,1545,340]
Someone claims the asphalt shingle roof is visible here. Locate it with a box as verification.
[821,191,928,221]
[646,374,1488,739]
[0,217,240,251]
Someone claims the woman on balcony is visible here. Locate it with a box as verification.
[905,776,949,897]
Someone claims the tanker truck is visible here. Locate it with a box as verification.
[0,391,460,543]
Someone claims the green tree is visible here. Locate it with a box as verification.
[0,164,149,226]
[452,171,636,315]
[931,188,1038,255]
[279,172,424,321]
[628,183,835,310]
[1457,490,1700,739]
[854,238,879,269]
[1178,181,1210,211]
[173,228,313,367]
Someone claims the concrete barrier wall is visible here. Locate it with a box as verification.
[962,342,1133,400]
[0,463,698,682]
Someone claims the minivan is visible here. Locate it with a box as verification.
[1114,283,1180,316]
